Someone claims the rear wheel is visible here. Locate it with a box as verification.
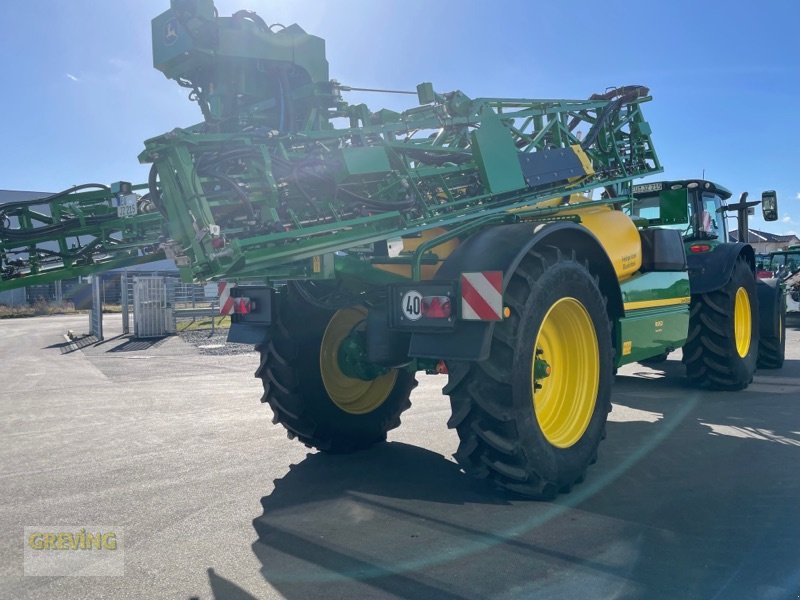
[683,256,759,390]
[445,248,613,499]
[256,293,416,453]
[757,280,786,369]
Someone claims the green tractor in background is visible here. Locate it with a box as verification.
[630,180,785,384]
[760,246,800,314]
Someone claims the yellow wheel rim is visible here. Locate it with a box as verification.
[319,306,398,415]
[733,287,752,358]
[532,297,599,449]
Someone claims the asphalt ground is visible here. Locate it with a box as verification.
[1,313,799,600]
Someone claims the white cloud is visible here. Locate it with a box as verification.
[65,73,79,82]
[784,230,797,236]
[796,192,800,200]
[781,214,795,224]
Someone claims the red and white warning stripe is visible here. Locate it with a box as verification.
[460,271,503,321]
[218,281,235,315]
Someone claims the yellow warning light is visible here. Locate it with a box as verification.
[503,306,511,318]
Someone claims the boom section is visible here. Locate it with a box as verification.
[0,184,164,290]
[140,86,662,282]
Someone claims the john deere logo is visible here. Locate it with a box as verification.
[164,18,179,46]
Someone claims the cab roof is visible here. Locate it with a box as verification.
[632,179,733,200]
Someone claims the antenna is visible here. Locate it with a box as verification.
[702,168,705,180]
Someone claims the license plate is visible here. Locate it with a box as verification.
[117,204,137,217]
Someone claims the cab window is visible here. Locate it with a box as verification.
[698,193,725,239]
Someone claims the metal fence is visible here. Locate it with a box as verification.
[172,281,225,333]
[132,276,177,338]
[119,274,223,335]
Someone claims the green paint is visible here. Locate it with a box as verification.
[416,83,435,105]
[659,189,689,225]
[339,146,392,179]
[616,305,690,366]
[470,107,527,194]
[620,271,690,307]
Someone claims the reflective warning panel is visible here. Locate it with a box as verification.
[460,272,503,321]
[218,281,235,315]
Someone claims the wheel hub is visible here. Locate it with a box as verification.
[320,306,398,415]
[533,351,552,386]
[337,329,389,381]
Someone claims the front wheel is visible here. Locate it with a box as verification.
[446,248,613,499]
[683,256,759,390]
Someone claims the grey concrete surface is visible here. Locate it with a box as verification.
[1,313,799,600]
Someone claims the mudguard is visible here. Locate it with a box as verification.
[408,221,622,361]
[687,242,754,296]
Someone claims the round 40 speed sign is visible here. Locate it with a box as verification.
[401,290,423,321]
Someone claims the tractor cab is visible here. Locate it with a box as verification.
[629,180,778,245]
[629,180,732,242]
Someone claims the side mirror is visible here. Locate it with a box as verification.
[762,190,778,221]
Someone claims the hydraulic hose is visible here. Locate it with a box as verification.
[0,183,114,239]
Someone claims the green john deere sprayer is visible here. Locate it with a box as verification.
[0,0,775,498]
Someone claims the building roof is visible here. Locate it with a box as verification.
[0,190,51,204]
[729,229,800,244]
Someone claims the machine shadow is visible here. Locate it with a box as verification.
[248,442,511,600]
[201,360,800,600]
[614,357,800,443]
[241,436,698,599]
[588,358,800,598]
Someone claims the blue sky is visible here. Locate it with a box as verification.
[1,0,797,234]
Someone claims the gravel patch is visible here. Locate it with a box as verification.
[179,330,258,356]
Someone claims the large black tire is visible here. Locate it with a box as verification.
[256,293,417,453]
[445,248,613,499]
[683,256,759,390]
[756,279,786,369]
